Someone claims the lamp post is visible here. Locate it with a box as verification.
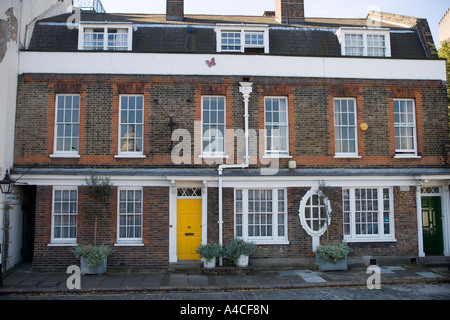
[0,170,15,195]
[0,170,15,287]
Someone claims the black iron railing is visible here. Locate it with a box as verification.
[73,0,106,13]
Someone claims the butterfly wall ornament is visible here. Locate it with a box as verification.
[206,57,216,67]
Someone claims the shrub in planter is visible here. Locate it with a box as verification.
[224,238,257,267]
[195,242,222,268]
[315,242,350,271]
[74,174,113,275]
[74,245,111,275]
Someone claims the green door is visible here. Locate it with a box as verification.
[421,197,444,255]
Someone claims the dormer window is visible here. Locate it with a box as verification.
[79,24,133,51]
[337,28,391,57]
[216,25,269,54]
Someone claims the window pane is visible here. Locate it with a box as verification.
[119,95,144,153]
[221,32,241,51]
[235,189,287,240]
[118,189,143,240]
[334,99,357,155]
[345,34,364,56]
[202,96,226,155]
[265,97,288,154]
[394,99,416,154]
[53,189,77,240]
[55,95,80,153]
[303,193,328,233]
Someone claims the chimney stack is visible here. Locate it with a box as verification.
[275,0,305,24]
[166,0,184,21]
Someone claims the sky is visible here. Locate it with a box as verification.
[100,0,449,48]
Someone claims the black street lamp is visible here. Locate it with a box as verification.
[0,170,15,195]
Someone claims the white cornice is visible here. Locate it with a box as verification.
[18,52,446,81]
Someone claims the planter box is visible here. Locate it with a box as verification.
[236,255,249,267]
[202,258,216,269]
[315,254,347,271]
[80,257,107,275]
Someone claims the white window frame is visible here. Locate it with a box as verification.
[337,28,391,57]
[116,187,144,246]
[264,96,290,157]
[51,187,78,245]
[201,96,227,158]
[367,34,387,57]
[299,189,332,238]
[216,24,269,54]
[393,99,418,158]
[334,98,359,158]
[234,189,288,245]
[51,94,80,158]
[343,187,396,243]
[116,95,145,158]
[78,24,133,51]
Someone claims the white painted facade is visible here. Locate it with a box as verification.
[18,51,447,81]
[0,0,71,272]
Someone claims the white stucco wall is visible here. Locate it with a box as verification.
[0,0,71,272]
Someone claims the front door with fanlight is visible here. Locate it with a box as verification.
[177,188,202,260]
[422,197,444,255]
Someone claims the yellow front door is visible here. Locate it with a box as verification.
[177,199,202,260]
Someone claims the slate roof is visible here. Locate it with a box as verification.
[27,12,429,59]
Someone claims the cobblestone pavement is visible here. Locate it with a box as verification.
[2,283,450,301]
[1,262,449,303]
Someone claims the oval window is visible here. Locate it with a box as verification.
[299,189,332,237]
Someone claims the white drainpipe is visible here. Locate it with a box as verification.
[217,81,253,265]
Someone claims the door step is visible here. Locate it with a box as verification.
[419,256,450,266]
[168,261,202,274]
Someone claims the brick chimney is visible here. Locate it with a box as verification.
[166,0,184,21]
[275,0,305,24]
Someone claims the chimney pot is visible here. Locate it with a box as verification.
[166,0,184,21]
[275,0,305,24]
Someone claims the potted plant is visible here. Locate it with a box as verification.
[315,242,350,271]
[224,238,257,267]
[74,245,111,275]
[75,174,113,275]
[196,242,222,268]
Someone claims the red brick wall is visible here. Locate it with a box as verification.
[32,185,170,270]
[15,74,450,170]
[212,186,418,261]
[18,73,446,268]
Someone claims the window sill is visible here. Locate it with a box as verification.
[47,242,78,247]
[344,238,397,243]
[115,154,146,159]
[199,154,229,159]
[262,154,292,159]
[50,154,80,159]
[114,242,144,247]
[246,240,289,245]
[393,155,421,159]
[334,155,361,159]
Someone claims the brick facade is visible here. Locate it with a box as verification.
[15,68,449,270]
[14,74,450,170]
[32,185,170,270]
